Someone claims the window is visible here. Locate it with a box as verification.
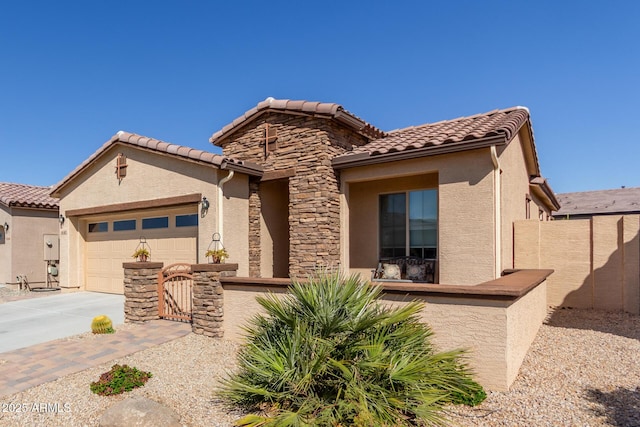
[88,222,108,233]
[142,216,169,229]
[176,214,198,227]
[113,219,136,231]
[379,189,437,259]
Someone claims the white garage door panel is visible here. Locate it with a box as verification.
[85,209,197,294]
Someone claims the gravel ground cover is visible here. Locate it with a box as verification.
[0,298,638,426]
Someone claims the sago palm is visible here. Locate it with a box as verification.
[220,272,485,426]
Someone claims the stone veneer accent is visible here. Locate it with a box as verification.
[123,262,163,323]
[191,263,238,337]
[219,113,370,277]
[248,179,261,277]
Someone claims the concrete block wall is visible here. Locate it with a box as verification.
[514,215,640,314]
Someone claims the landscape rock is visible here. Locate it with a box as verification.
[99,396,181,427]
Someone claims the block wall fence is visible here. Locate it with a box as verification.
[514,215,640,314]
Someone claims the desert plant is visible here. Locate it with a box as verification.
[205,248,228,263]
[132,247,150,261]
[220,272,485,426]
[91,315,114,334]
[90,364,152,396]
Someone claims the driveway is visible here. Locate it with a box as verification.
[0,292,124,353]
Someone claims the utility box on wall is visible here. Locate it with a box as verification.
[44,234,59,261]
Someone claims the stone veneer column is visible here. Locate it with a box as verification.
[248,179,261,277]
[123,262,163,323]
[191,263,238,337]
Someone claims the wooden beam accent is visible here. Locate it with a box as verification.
[65,193,202,217]
[261,168,296,182]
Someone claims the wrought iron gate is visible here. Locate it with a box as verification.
[158,263,193,322]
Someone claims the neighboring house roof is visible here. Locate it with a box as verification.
[554,187,640,217]
[51,131,263,197]
[332,107,531,166]
[0,182,59,210]
[210,97,386,145]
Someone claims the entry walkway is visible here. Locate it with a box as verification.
[0,320,191,397]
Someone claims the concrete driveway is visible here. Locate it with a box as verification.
[0,292,124,353]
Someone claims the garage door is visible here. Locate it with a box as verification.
[84,207,198,294]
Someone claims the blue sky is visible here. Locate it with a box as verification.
[1,1,638,194]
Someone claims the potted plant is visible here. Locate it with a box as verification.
[132,247,150,262]
[205,248,228,264]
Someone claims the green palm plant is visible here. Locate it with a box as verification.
[220,272,485,426]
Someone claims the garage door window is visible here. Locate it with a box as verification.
[176,214,198,227]
[113,219,136,231]
[142,216,169,229]
[88,222,108,233]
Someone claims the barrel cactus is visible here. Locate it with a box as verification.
[91,315,114,334]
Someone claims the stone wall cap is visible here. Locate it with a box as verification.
[123,262,164,269]
[192,263,239,272]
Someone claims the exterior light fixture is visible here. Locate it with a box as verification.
[3,222,8,231]
[201,197,210,217]
[59,215,65,225]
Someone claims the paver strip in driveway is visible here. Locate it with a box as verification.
[0,320,192,397]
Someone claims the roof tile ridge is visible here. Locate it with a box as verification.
[386,106,526,135]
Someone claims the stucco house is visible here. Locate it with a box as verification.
[50,131,262,294]
[52,98,559,293]
[211,98,559,285]
[0,183,60,286]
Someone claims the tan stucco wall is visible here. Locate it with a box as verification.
[56,144,250,288]
[222,284,290,341]
[498,133,532,271]
[221,173,250,277]
[221,281,548,391]
[348,174,438,276]
[341,149,496,285]
[514,216,640,314]
[505,281,547,383]
[259,180,289,278]
[0,205,12,284]
[0,206,59,285]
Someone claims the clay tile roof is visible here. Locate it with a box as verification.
[554,187,640,217]
[113,131,227,167]
[210,97,385,145]
[51,131,262,196]
[0,182,59,210]
[348,107,530,157]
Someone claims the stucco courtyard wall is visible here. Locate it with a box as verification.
[220,271,549,391]
[514,215,640,314]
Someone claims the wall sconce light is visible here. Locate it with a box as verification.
[59,215,65,225]
[3,222,8,231]
[201,197,210,218]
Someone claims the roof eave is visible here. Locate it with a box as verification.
[221,159,264,177]
[530,177,561,211]
[210,100,385,146]
[332,135,508,169]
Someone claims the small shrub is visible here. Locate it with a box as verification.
[90,364,152,396]
[220,272,486,426]
[451,387,487,406]
[91,315,115,334]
